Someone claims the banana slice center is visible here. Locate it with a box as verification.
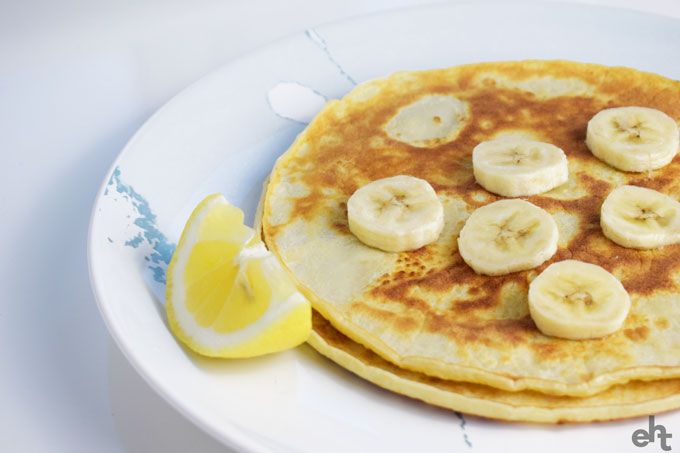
[548,284,603,315]
[636,206,658,220]
[612,118,658,144]
[375,192,410,220]
[545,278,599,310]
[565,290,594,307]
[632,204,674,228]
[494,146,544,167]
[492,213,539,250]
[629,203,668,226]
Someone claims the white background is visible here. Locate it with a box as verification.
[1,1,680,452]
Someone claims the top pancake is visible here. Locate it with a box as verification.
[262,60,680,396]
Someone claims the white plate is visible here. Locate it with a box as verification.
[88,3,680,452]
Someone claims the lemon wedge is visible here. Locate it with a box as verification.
[166,193,311,358]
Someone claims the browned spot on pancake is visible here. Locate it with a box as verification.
[618,248,680,295]
[407,246,436,259]
[394,314,420,332]
[627,165,680,198]
[408,290,532,346]
[370,252,528,317]
[349,301,421,336]
[332,221,350,235]
[490,316,536,345]
[423,313,475,341]
[532,343,562,361]
[454,297,497,312]
[533,333,633,363]
[365,280,432,313]
[656,318,669,329]
[288,193,323,221]
[624,326,650,342]
[580,372,595,381]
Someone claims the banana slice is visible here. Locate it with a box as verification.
[457,199,558,275]
[586,106,680,172]
[347,175,444,252]
[528,260,631,340]
[601,185,680,249]
[472,138,569,197]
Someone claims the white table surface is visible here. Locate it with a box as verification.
[2,0,680,451]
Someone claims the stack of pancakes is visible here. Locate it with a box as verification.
[258,61,680,422]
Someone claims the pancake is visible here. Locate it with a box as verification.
[309,310,680,423]
[262,60,680,397]
[255,186,680,422]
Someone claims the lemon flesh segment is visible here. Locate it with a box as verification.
[166,193,311,358]
[185,241,241,325]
